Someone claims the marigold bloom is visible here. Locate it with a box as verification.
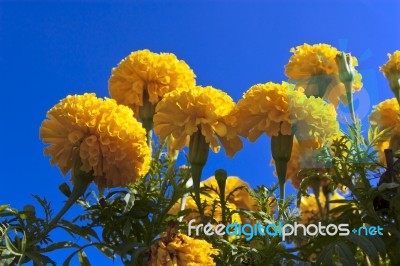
[381,51,400,103]
[369,98,400,163]
[153,86,242,157]
[285,43,363,107]
[235,82,339,149]
[299,191,344,224]
[149,233,218,266]
[109,49,196,116]
[40,93,151,189]
[380,50,400,78]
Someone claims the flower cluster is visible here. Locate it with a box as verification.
[154,86,242,157]
[149,233,218,266]
[109,49,196,116]
[40,93,151,189]
[285,43,362,107]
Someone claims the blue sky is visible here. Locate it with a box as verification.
[1,0,399,264]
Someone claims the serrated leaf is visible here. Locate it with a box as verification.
[78,250,90,266]
[346,234,379,265]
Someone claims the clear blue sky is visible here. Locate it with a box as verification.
[1,0,399,264]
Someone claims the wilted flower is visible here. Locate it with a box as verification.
[40,93,151,189]
[109,49,196,117]
[154,86,242,157]
[285,43,363,107]
[149,233,218,266]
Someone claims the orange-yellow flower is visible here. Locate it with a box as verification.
[234,82,339,149]
[369,97,400,163]
[285,43,363,107]
[39,93,151,189]
[153,86,242,157]
[109,49,196,116]
[380,50,400,78]
[149,233,218,266]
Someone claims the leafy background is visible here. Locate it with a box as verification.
[0,0,399,264]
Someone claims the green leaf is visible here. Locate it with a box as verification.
[41,241,79,253]
[78,250,91,266]
[0,250,14,266]
[316,243,334,266]
[335,242,356,265]
[94,244,115,259]
[5,232,21,256]
[367,235,386,259]
[346,234,379,265]
[378,182,399,191]
[25,251,56,266]
[0,205,9,212]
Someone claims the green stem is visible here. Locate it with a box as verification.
[322,186,332,219]
[191,163,205,219]
[30,177,91,245]
[344,82,356,123]
[275,160,287,201]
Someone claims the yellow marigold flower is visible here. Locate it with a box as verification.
[380,51,400,103]
[285,43,363,107]
[380,50,400,78]
[369,97,400,163]
[299,191,344,224]
[235,82,339,149]
[40,93,151,189]
[153,86,242,157]
[149,233,218,266]
[109,49,196,116]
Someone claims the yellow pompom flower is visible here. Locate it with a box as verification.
[381,51,400,76]
[285,43,363,107]
[40,93,151,189]
[299,191,344,224]
[149,233,218,266]
[109,49,196,116]
[235,82,339,149]
[153,86,242,157]
[369,98,400,163]
[380,51,400,103]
